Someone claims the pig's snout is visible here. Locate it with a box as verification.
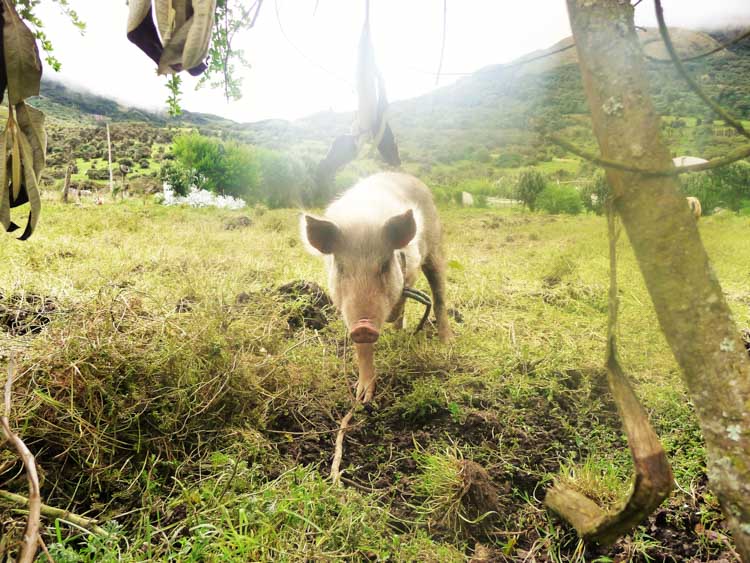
[350,319,380,343]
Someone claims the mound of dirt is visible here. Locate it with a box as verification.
[458,460,501,532]
[275,280,334,330]
[224,216,253,230]
[0,292,57,335]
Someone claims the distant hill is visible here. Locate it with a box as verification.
[29,26,750,182]
[29,79,236,129]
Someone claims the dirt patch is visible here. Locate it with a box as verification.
[458,460,501,533]
[0,292,58,335]
[275,280,334,330]
[224,216,253,230]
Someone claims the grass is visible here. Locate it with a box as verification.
[0,197,748,560]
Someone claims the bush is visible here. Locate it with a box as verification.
[537,184,583,215]
[516,168,546,211]
[580,172,611,215]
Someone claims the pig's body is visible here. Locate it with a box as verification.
[301,172,452,402]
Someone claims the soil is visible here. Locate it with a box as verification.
[223,216,253,230]
[0,292,58,335]
[268,363,734,562]
[275,280,334,330]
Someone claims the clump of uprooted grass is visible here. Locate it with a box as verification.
[2,284,348,528]
[410,444,500,539]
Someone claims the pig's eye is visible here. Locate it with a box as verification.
[379,259,391,276]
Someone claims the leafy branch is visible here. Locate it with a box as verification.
[197,0,264,102]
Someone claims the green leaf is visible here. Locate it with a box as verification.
[447,260,464,271]
[2,0,43,105]
[15,102,46,179]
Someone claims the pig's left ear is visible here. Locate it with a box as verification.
[384,209,417,249]
[300,214,340,255]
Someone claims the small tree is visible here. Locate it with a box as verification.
[516,168,546,211]
[580,172,611,215]
[537,184,583,215]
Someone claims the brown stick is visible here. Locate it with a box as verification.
[2,357,41,563]
[330,408,355,485]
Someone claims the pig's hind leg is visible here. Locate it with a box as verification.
[421,254,454,343]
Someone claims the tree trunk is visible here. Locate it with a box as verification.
[60,163,72,204]
[566,1,750,557]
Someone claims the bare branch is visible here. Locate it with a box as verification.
[0,490,111,537]
[1,358,41,563]
[646,28,750,64]
[654,1,750,141]
[546,133,750,176]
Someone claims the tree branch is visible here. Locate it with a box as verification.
[654,0,750,141]
[546,133,750,176]
[1,358,41,563]
[646,28,750,64]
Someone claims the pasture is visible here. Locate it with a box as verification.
[1,201,748,561]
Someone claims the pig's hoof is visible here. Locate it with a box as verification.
[355,380,376,403]
[439,328,455,344]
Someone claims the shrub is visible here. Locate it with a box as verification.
[516,168,546,211]
[537,184,583,215]
[580,172,611,215]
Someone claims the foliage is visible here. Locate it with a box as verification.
[536,184,583,215]
[580,172,611,215]
[15,0,85,71]
[678,162,750,213]
[197,0,262,102]
[165,75,183,117]
[516,168,547,211]
[159,161,198,196]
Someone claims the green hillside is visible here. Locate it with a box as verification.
[26,27,750,194]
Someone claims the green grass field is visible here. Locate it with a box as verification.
[1,200,748,561]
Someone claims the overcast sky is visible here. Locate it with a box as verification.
[35,0,750,123]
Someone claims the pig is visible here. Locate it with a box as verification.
[300,172,453,403]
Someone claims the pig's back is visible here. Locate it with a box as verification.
[325,173,435,228]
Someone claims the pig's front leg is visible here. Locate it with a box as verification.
[355,342,376,403]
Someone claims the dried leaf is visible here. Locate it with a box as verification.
[158,16,193,74]
[155,0,191,46]
[2,0,42,105]
[126,0,152,34]
[15,102,46,179]
[14,128,40,239]
[11,122,20,200]
[182,0,215,70]
[0,129,9,231]
[127,2,165,67]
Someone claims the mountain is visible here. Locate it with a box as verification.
[27,26,750,184]
[29,79,236,129]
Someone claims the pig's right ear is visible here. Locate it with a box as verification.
[300,214,340,255]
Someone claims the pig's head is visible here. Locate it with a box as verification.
[301,209,417,343]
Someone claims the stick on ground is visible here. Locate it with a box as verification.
[2,357,41,563]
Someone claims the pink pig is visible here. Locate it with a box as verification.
[301,172,453,402]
